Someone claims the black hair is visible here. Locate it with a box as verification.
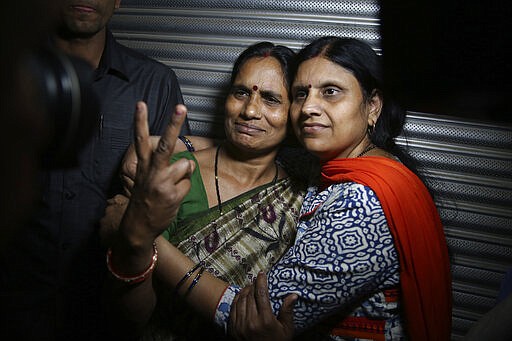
[228,42,300,147]
[295,37,418,172]
[230,42,296,100]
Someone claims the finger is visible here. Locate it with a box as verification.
[113,194,129,205]
[254,271,273,316]
[168,159,196,186]
[244,282,260,323]
[120,135,158,184]
[102,195,129,221]
[121,176,134,197]
[153,104,188,169]
[99,195,129,242]
[278,293,297,332]
[121,143,137,182]
[133,101,152,172]
[229,290,245,339]
[149,136,161,151]
[158,160,194,218]
[120,136,170,192]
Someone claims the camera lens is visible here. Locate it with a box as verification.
[27,48,99,167]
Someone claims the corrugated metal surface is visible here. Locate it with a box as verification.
[111,0,380,137]
[399,113,512,339]
[110,1,512,339]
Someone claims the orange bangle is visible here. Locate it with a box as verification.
[106,242,158,285]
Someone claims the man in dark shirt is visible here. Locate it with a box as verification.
[0,1,189,340]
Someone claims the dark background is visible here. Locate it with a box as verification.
[380,1,512,124]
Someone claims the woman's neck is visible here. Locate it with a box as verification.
[219,142,281,187]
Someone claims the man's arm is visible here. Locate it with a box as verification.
[150,67,190,136]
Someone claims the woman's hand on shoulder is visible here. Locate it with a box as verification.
[120,135,216,196]
[121,136,160,196]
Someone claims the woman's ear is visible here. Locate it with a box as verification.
[367,90,383,125]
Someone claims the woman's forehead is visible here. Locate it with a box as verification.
[238,57,283,76]
[294,57,355,85]
[236,57,287,89]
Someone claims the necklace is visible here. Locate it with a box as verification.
[356,143,376,158]
[214,145,278,215]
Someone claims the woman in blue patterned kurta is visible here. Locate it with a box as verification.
[223,37,451,340]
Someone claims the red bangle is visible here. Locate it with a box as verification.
[106,242,158,285]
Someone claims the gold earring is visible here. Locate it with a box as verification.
[367,122,376,136]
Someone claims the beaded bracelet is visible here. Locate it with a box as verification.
[106,242,158,285]
[178,135,195,152]
[174,260,205,296]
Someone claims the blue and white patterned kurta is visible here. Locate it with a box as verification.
[215,183,405,340]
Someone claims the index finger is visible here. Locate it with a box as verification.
[153,104,188,168]
[229,287,249,336]
[134,101,152,172]
[254,271,273,315]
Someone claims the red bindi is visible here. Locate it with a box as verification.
[252,85,258,91]
[308,84,312,88]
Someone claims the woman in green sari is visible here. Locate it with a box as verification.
[102,42,310,339]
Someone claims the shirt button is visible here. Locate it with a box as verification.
[64,190,75,200]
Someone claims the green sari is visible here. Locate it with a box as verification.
[143,151,305,340]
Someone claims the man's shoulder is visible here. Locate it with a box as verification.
[112,39,175,76]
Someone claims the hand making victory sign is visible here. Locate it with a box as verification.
[124,101,195,241]
[100,102,215,245]
[106,102,196,333]
[109,101,195,285]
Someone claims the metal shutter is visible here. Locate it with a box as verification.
[110,1,512,339]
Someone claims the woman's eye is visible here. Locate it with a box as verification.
[294,90,307,99]
[264,95,281,104]
[233,89,249,98]
[323,87,340,96]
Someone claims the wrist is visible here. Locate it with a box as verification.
[110,205,159,276]
[109,236,156,278]
[107,242,158,285]
[118,200,159,251]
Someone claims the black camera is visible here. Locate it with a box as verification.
[27,48,99,167]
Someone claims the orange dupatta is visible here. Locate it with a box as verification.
[321,156,452,341]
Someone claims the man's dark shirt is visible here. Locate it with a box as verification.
[0,29,189,341]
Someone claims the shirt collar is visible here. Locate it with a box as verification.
[96,28,130,82]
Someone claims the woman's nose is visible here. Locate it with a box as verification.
[301,93,322,117]
[242,97,262,119]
